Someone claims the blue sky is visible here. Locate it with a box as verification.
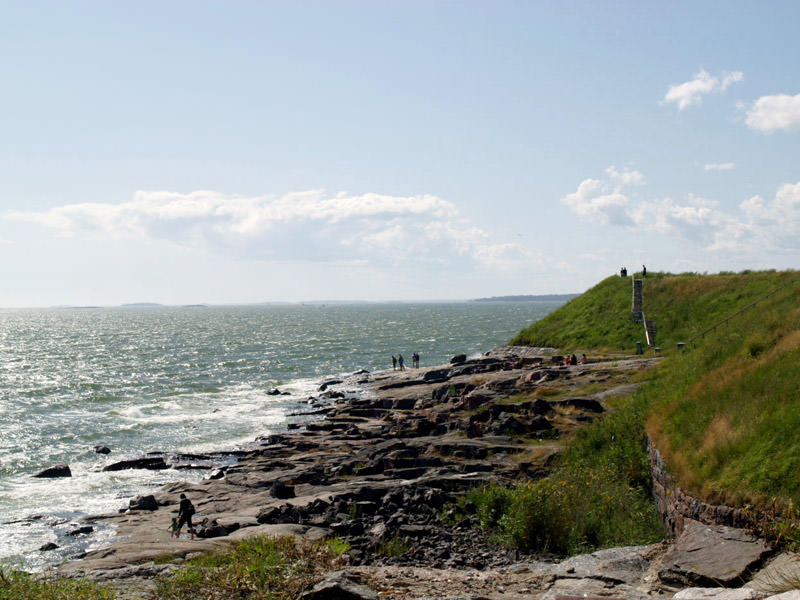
[1,1,799,306]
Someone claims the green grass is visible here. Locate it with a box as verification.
[0,569,114,600]
[509,268,800,542]
[511,270,799,353]
[468,388,666,555]
[152,535,349,600]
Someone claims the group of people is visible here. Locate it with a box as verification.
[168,493,196,540]
[391,352,420,370]
[564,353,588,366]
[619,265,647,277]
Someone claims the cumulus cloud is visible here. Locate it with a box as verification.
[605,165,645,185]
[663,69,743,110]
[5,189,505,268]
[562,167,800,255]
[703,162,736,171]
[561,179,632,226]
[745,93,800,133]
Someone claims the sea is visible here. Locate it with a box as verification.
[0,301,560,570]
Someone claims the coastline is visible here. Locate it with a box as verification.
[52,347,786,600]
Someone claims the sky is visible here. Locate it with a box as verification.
[1,1,799,306]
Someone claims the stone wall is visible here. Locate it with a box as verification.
[648,437,756,538]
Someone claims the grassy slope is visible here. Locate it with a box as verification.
[513,269,800,512]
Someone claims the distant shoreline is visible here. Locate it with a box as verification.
[472,294,578,302]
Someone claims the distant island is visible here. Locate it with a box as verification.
[472,294,578,302]
[121,302,164,307]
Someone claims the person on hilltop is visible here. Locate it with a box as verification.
[392,355,397,370]
[397,354,405,370]
[176,493,196,540]
[642,264,647,277]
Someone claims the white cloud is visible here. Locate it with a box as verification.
[703,162,736,171]
[605,165,645,185]
[663,69,743,110]
[561,178,632,226]
[563,167,800,256]
[5,189,503,269]
[745,93,800,133]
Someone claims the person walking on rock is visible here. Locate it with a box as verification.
[392,355,397,370]
[397,354,405,370]
[176,493,196,539]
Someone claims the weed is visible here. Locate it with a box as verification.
[378,535,408,557]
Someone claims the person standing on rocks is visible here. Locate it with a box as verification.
[397,354,405,370]
[412,352,419,368]
[392,355,397,370]
[176,493,196,540]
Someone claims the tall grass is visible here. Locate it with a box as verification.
[0,569,114,600]
[152,535,349,600]
[469,391,665,555]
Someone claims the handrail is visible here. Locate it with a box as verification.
[687,278,800,345]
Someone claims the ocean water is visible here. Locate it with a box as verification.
[0,301,559,570]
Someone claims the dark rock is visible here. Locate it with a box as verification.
[102,457,168,471]
[206,468,226,480]
[66,525,94,537]
[93,446,111,454]
[450,354,467,364]
[271,480,296,499]
[319,379,343,392]
[34,464,72,478]
[129,494,159,511]
[39,542,59,551]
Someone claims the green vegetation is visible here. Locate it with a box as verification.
[469,390,665,554]
[152,535,349,600]
[0,569,114,600]
[511,270,798,353]
[499,269,800,552]
[377,534,409,557]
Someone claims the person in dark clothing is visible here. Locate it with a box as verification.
[176,493,195,539]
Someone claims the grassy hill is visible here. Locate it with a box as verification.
[513,269,800,513]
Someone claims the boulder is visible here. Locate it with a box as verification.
[39,542,59,551]
[93,446,111,454]
[102,457,168,471]
[659,520,773,586]
[66,525,94,537]
[129,494,159,511]
[271,480,296,499]
[34,464,72,478]
[300,571,377,600]
[450,354,467,364]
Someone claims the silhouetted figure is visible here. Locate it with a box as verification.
[642,264,647,277]
[398,354,405,370]
[176,493,196,539]
[392,355,397,370]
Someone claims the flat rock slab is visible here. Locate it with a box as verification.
[659,519,772,586]
[673,588,765,600]
[555,544,658,585]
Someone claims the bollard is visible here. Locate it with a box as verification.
[636,341,643,355]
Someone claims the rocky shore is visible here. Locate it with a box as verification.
[55,348,795,600]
